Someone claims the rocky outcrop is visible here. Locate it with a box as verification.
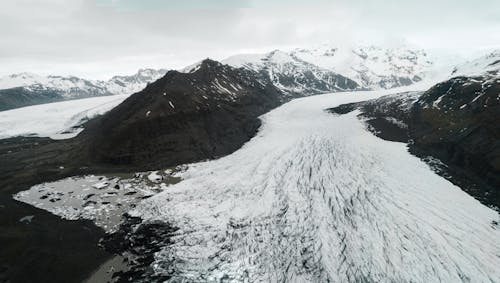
[330,76,500,210]
[410,76,500,208]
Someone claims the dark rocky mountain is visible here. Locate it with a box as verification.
[330,75,500,210]
[410,76,500,207]
[78,59,281,169]
[0,59,283,180]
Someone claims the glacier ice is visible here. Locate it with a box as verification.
[131,90,500,282]
[0,94,129,139]
[12,89,500,282]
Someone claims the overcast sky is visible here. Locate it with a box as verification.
[1,0,499,79]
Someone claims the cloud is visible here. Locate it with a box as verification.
[0,0,499,79]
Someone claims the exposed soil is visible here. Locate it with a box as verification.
[0,137,112,283]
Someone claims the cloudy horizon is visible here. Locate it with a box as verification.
[1,0,499,80]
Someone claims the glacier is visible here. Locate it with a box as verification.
[0,93,129,139]
[12,88,500,282]
[129,90,500,282]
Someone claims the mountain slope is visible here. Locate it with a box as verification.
[0,69,167,111]
[410,75,500,207]
[222,50,360,97]
[104,68,169,95]
[79,59,281,168]
[451,50,500,77]
[291,45,433,89]
[220,45,434,95]
[407,51,500,205]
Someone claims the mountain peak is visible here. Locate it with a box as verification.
[81,57,281,168]
[222,49,359,95]
[0,68,168,110]
[199,58,224,69]
[179,58,230,74]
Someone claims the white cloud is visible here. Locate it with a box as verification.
[0,0,498,79]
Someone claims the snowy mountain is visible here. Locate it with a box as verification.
[105,68,169,95]
[451,49,500,77]
[0,68,167,111]
[0,73,108,96]
[291,46,433,89]
[220,45,434,94]
[221,50,360,97]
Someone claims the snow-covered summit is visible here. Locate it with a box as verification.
[223,50,296,72]
[222,50,360,96]
[290,45,433,89]
[0,72,45,89]
[0,68,167,111]
[220,45,434,94]
[0,73,108,97]
[0,68,167,96]
[451,49,500,77]
[105,68,168,95]
[179,60,205,73]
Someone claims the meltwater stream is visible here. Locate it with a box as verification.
[130,91,500,282]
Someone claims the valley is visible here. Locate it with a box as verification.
[0,48,499,282]
[12,88,500,282]
[2,0,500,281]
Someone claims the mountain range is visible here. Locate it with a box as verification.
[221,45,433,92]
[0,68,167,111]
[0,45,441,111]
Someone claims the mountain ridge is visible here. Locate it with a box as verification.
[78,59,282,168]
[222,49,361,97]
[221,45,435,92]
[0,68,168,111]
